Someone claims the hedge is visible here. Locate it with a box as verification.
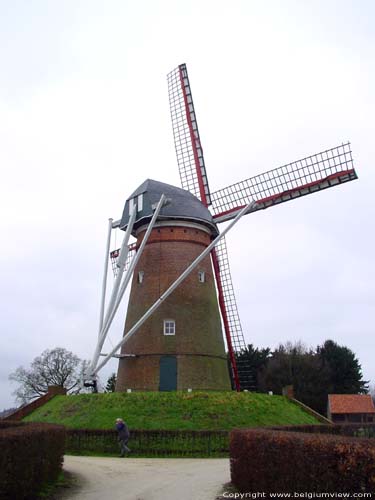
[271,423,375,437]
[0,421,66,500]
[67,424,375,458]
[0,420,24,430]
[230,426,375,494]
[66,428,229,457]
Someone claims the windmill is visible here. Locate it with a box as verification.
[87,63,358,392]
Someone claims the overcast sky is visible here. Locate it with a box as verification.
[1,0,374,409]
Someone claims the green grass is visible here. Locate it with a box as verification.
[24,391,320,430]
[36,471,68,499]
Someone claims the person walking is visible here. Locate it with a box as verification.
[115,418,130,457]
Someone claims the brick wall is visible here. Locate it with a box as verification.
[4,386,67,421]
[116,223,231,391]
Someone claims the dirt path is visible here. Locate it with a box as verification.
[60,456,230,500]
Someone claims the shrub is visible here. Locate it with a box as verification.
[0,420,24,430]
[271,423,375,437]
[0,421,65,500]
[230,428,375,494]
[66,428,229,457]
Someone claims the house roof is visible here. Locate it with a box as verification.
[328,394,375,414]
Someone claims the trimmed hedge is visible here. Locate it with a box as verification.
[230,427,375,494]
[0,421,65,500]
[66,428,229,457]
[0,420,24,429]
[271,423,375,437]
[65,424,375,458]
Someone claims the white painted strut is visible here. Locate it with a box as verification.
[89,194,166,374]
[90,209,137,373]
[99,194,166,341]
[98,218,113,337]
[103,193,167,335]
[100,208,137,335]
[93,199,257,376]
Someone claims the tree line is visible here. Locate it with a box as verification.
[7,340,370,418]
[233,339,368,415]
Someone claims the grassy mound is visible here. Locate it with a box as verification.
[24,391,320,430]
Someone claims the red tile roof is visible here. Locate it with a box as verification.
[328,394,375,414]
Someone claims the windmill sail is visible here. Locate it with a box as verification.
[168,63,249,391]
[167,64,211,206]
[211,238,255,390]
[211,143,357,223]
[110,244,136,277]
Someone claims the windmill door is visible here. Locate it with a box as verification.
[159,356,177,391]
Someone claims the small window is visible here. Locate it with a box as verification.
[137,194,143,212]
[163,319,175,335]
[129,194,143,214]
[198,271,205,283]
[138,271,144,284]
[129,198,135,214]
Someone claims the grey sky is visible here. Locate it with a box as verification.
[1,0,374,409]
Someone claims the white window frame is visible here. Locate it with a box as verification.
[137,193,143,212]
[129,194,143,215]
[163,319,175,336]
[198,270,205,283]
[138,271,144,284]
[129,197,135,215]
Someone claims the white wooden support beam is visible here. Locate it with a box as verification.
[93,199,257,376]
[89,194,166,375]
[98,218,113,338]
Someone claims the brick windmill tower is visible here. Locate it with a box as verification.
[116,179,230,391]
[88,64,358,392]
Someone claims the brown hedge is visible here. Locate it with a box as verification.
[230,427,375,494]
[0,420,24,429]
[0,421,66,500]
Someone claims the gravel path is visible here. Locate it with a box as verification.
[61,456,230,500]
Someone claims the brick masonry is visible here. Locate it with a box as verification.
[4,386,67,420]
[116,223,231,391]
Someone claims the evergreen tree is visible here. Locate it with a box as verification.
[258,339,368,415]
[229,344,271,390]
[317,339,368,394]
[258,341,330,413]
[105,373,117,392]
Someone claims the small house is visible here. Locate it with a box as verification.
[327,394,375,423]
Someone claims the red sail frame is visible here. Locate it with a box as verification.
[168,63,244,390]
[211,143,357,222]
[167,65,358,392]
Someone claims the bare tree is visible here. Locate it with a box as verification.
[9,347,89,404]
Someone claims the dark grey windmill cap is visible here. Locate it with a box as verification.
[120,179,218,236]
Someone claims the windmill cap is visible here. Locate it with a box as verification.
[120,179,218,236]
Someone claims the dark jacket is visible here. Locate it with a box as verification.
[116,422,130,441]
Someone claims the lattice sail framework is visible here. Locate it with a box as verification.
[110,244,136,277]
[212,237,246,353]
[167,64,211,206]
[212,239,254,390]
[212,143,357,222]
